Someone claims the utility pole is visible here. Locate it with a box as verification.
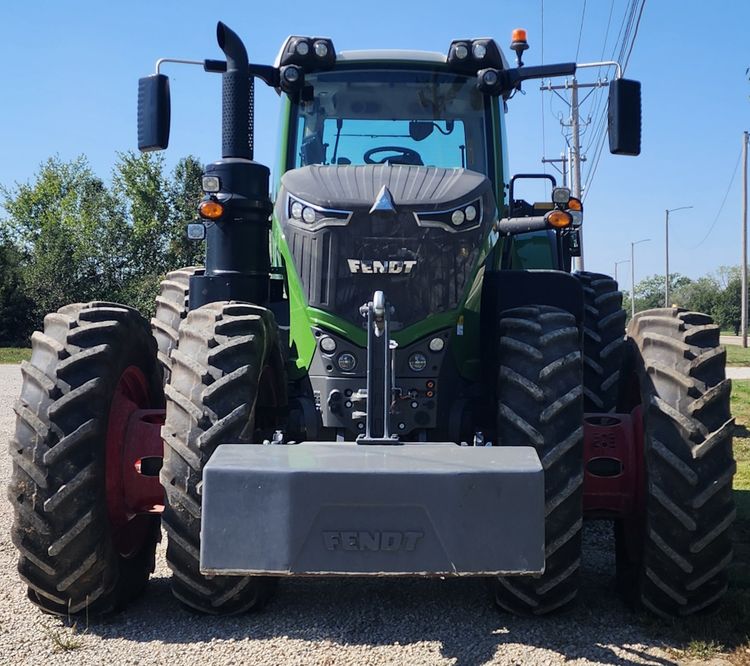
[664,205,692,308]
[541,153,569,188]
[743,130,748,347]
[614,259,630,284]
[540,62,621,274]
[631,238,651,318]
[570,78,584,271]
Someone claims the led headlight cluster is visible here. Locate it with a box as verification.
[414,199,482,233]
[287,195,352,229]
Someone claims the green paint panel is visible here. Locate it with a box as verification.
[267,57,527,382]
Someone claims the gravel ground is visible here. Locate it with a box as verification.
[0,364,695,666]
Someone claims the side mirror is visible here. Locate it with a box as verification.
[138,74,171,152]
[608,78,641,156]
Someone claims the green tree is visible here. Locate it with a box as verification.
[714,275,742,334]
[112,151,205,314]
[0,233,35,345]
[0,156,128,322]
[633,273,692,311]
[672,275,720,315]
[168,156,205,268]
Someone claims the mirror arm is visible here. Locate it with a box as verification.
[495,216,549,235]
[501,62,577,90]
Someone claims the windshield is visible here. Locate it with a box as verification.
[290,69,489,173]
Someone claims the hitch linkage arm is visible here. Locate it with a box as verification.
[357,291,400,445]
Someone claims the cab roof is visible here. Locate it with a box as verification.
[336,50,447,64]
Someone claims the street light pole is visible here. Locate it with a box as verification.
[631,238,651,318]
[664,205,693,307]
[614,259,630,284]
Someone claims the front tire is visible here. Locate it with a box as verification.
[620,308,735,617]
[160,301,286,614]
[576,271,626,413]
[493,305,584,615]
[9,303,162,615]
[151,266,203,384]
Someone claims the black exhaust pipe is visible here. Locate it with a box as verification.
[189,23,272,310]
[217,21,252,159]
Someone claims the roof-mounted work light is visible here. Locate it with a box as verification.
[447,38,503,73]
[277,36,336,71]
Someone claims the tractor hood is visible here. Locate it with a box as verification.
[275,164,496,330]
[279,164,488,210]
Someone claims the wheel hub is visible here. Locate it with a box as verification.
[105,366,165,558]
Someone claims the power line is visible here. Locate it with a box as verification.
[584,0,616,155]
[583,0,646,197]
[623,0,646,72]
[575,0,587,62]
[692,147,743,248]
[582,0,636,180]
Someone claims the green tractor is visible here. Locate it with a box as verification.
[10,22,735,619]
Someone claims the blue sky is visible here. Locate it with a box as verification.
[2,1,748,288]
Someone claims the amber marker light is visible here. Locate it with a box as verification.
[546,210,573,228]
[199,198,224,220]
[567,197,583,212]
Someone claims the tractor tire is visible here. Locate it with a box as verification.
[151,266,204,384]
[160,301,287,614]
[493,305,584,615]
[576,271,626,413]
[9,302,163,616]
[620,308,735,617]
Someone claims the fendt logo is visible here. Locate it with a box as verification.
[323,530,424,552]
[347,259,417,274]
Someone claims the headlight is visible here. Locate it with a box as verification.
[337,352,357,372]
[428,337,445,352]
[287,195,352,229]
[320,336,337,353]
[277,36,336,71]
[472,43,487,59]
[408,353,427,372]
[414,198,482,233]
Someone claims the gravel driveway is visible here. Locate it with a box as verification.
[0,363,690,665]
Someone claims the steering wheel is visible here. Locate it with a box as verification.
[364,146,424,166]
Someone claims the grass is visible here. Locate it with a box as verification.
[649,381,750,664]
[45,623,85,653]
[726,345,750,367]
[0,347,31,364]
[685,639,725,660]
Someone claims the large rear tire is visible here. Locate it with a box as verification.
[151,267,203,384]
[576,271,626,413]
[160,301,286,614]
[620,308,735,617]
[9,303,162,615]
[493,305,584,615]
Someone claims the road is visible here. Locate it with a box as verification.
[0,363,687,665]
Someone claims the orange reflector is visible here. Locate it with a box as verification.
[567,197,583,212]
[199,199,224,220]
[546,210,572,228]
[511,28,527,43]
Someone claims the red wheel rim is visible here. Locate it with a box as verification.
[105,365,153,558]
